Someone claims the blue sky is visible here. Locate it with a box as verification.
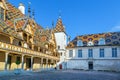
[8,0,120,39]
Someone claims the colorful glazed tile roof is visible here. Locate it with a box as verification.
[0,1,55,48]
[54,18,65,33]
[67,32,120,48]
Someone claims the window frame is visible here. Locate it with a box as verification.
[112,48,117,57]
[77,40,83,46]
[78,49,82,58]
[88,49,93,58]
[69,50,73,58]
[98,38,105,45]
[99,48,104,57]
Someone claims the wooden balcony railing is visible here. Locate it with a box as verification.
[0,42,59,60]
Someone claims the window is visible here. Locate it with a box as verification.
[77,40,83,46]
[0,6,4,20]
[69,50,73,57]
[88,49,93,58]
[78,49,82,57]
[112,48,117,57]
[88,41,93,46]
[98,38,105,45]
[58,45,60,49]
[99,48,104,57]
[61,52,62,56]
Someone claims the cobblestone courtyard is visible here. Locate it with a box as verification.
[0,70,120,80]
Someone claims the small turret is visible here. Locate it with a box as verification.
[18,3,25,14]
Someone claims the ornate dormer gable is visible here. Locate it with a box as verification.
[98,37,105,45]
[0,0,8,10]
[54,17,65,33]
[22,19,35,35]
[49,30,57,47]
[0,0,8,20]
[24,24,34,34]
[88,40,94,46]
[77,39,83,46]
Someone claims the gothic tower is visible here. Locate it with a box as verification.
[54,15,67,69]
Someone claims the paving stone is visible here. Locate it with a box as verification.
[0,70,120,80]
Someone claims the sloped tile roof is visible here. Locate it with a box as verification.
[54,18,65,33]
[67,32,120,48]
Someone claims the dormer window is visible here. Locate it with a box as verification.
[88,41,93,46]
[0,6,4,20]
[77,40,83,46]
[98,38,105,45]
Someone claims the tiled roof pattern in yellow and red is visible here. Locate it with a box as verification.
[54,18,65,33]
[67,32,120,48]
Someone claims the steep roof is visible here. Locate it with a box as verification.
[67,32,120,48]
[0,1,58,49]
[54,18,65,33]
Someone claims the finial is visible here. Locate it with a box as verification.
[52,20,54,28]
[32,9,35,19]
[28,2,31,18]
[68,35,71,42]
[46,26,49,30]
[58,10,62,19]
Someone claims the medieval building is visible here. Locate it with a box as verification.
[54,17,67,69]
[0,0,60,71]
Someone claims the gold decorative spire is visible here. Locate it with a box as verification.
[28,2,31,18]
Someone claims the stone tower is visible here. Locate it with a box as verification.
[54,16,67,69]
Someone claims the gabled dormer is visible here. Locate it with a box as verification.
[24,24,34,35]
[22,19,35,35]
[0,0,8,20]
[77,39,83,46]
[98,38,105,45]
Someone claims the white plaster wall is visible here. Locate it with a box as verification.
[55,32,67,69]
[66,46,120,71]
[66,60,88,70]
[94,60,120,71]
[54,32,67,50]
[66,46,120,59]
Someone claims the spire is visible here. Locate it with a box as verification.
[28,2,31,18]
[58,10,61,19]
[68,35,71,44]
[32,9,35,19]
[52,20,54,28]
[54,12,65,33]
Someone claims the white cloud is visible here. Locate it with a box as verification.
[110,26,120,32]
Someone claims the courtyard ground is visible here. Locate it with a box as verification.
[0,70,120,80]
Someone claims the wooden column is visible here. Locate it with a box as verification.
[31,56,33,71]
[21,54,25,70]
[4,52,9,71]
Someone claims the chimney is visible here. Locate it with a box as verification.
[18,3,25,14]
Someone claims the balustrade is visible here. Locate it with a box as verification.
[0,42,59,60]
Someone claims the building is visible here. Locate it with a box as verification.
[0,0,60,71]
[66,32,120,71]
[54,16,67,70]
